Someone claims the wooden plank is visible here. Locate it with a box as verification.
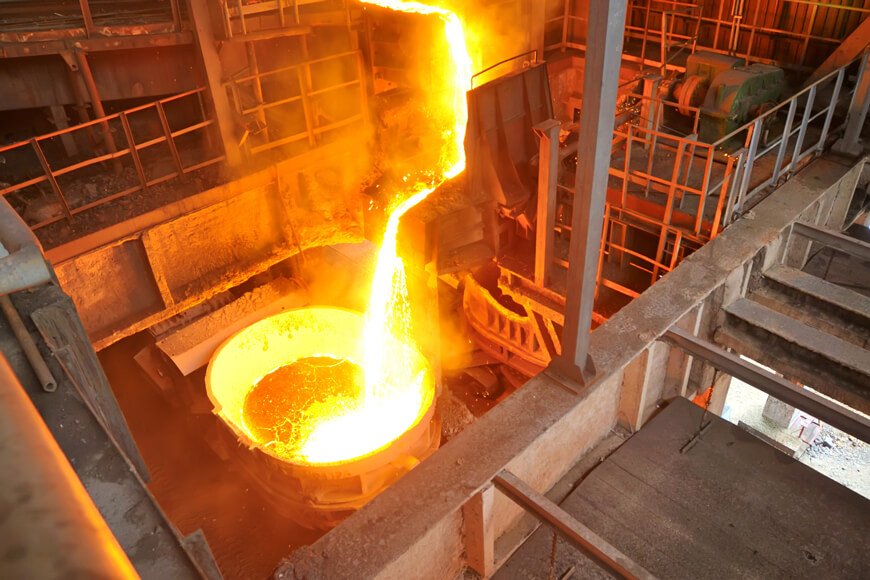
[30,303,150,480]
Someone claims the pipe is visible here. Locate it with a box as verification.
[0,197,57,391]
[0,353,138,579]
[0,295,57,392]
[0,197,53,295]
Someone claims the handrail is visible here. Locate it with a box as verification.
[0,89,222,231]
[711,53,864,148]
[228,49,359,86]
[0,88,207,156]
[471,50,539,88]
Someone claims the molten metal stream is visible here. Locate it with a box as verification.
[297,0,472,463]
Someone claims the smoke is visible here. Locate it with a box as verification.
[298,244,378,313]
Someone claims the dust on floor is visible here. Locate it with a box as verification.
[723,377,869,499]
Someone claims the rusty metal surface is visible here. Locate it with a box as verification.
[0,43,198,109]
[463,273,551,376]
[49,138,364,350]
[466,63,553,213]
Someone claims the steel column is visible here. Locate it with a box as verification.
[662,327,870,443]
[78,0,96,36]
[245,42,270,142]
[834,50,870,157]
[534,119,560,288]
[188,0,244,166]
[552,0,628,384]
[74,50,120,166]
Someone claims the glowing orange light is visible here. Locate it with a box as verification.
[209,1,471,466]
[300,0,471,464]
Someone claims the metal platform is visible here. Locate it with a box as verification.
[496,397,870,579]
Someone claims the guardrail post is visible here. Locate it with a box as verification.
[736,118,762,207]
[723,148,745,223]
[641,75,661,149]
[119,112,148,191]
[815,68,845,153]
[463,484,495,578]
[834,51,870,157]
[771,98,797,183]
[156,101,186,176]
[30,139,73,222]
[788,85,816,176]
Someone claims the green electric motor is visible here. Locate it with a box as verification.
[672,51,786,143]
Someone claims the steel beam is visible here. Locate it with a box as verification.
[792,221,870,262]
[553,0,628,384]
[74,50,120,165]
[493,470,656,579]
[0,32,194,58]
[662,326,870,443]
[0,198,53,296]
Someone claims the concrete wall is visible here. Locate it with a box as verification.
[275,154,864,579]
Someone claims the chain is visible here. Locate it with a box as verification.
[547,530,558,580]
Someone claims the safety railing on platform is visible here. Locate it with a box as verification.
[596,203,699,300]
[0,88,223,231]
[548,0,869,70]
[226,49,368,158]
[610,124,721,239]
[607,50,867,245]
[217,0,347,38]
[711,51,867,220]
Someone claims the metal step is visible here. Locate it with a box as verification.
[717,298,870,413]
[750,265,870,348]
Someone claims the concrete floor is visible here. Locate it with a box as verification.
[496,397,870,579]
[724,377,870,499]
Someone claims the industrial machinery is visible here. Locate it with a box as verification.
[672,51,786,142]
[206,307,440,530]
